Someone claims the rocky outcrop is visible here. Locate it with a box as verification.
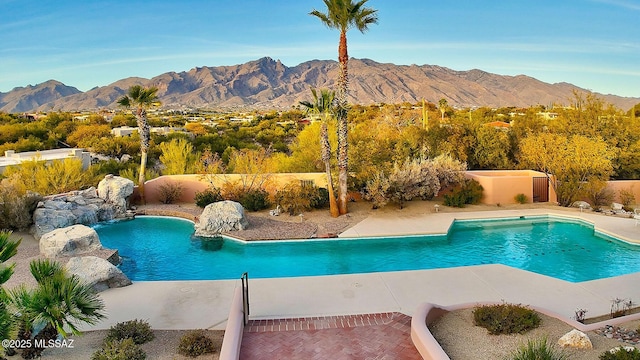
[97,174,134,215]
[31,176,134,239]
[194,201,249,237]
[557,329,592,349]
[66,256,131,292]
[39,224,102,258]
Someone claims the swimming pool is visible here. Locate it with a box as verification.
[93,215,640,283]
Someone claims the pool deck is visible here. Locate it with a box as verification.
[87,208,640,331]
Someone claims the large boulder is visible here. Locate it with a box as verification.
[557,329,592,349]
[39,224,102,258]
[195,201,249,237]
[31,187,117,240]
[97,174,134,215]
[66,256,131,292]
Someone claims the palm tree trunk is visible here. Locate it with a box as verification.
[137,108,151,204]
[336,30,349,214]
[320,122,339,217]
[138,151,147,204]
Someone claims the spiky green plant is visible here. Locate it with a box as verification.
[9,259,106,358]
[0,231,21,357]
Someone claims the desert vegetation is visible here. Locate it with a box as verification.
[0,92,639,217]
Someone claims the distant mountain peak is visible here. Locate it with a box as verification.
[1,58,638,113]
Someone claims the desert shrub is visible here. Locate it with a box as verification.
[91,338,146,360]
[610,298,633,318]
[274,182,323,215]
[361,172,390,209]
[239,189,270,211]
[105,319,155,345]
[362,156,462,209]
[219,181,244,202]
[510,337,569,360]
[473,303,541,335]
[3,158,92,196]
[310,187,330,209]
[386,157,440,208]
[599,347,640,360]
[514,193,528,204]
[574,308,588,323]
[0,178,42,230]
[618,188,636,207]
[157,182,183,204]
[177,330,216,358]
[444,179,483,208]
[583,181,615,209]
[194,187,223,208]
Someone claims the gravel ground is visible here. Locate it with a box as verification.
[429,308,640,360]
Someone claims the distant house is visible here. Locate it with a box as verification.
[111,126,138,137]
[0,149,91,174]
[485,121,511,128]
[111,126,186,137]
[537,112,559,120]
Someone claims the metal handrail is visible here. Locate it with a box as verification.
[241,272,249,325]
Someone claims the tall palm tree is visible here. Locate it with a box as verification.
[300,88,340,217]
[310,0,378,214]
[117,85,160,204]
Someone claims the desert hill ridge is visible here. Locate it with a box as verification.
[1,57,638,113]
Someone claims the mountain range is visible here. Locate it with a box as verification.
[1,57,638,113]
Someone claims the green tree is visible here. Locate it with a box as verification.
[519,133,615,206]
[300,88,340,217]
[159,138,200,175]
[310,0,378,214]
[117,85,160,204]
[66,124,113,149]
[474,126,513,169]
[438,98,449,121]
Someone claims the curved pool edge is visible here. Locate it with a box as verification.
[339,208,640,245]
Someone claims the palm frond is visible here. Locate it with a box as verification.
[0,230,20,263]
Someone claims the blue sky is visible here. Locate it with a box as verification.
[1,0,639,99]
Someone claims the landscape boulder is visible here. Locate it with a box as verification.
[611,202,624,211]
[97,174,134,215]
[65,256,132,292]
[571,201,592,210]
[31,187,118,240]
[557,329,592,349]
[39,224,102,258]
[195,200,249,237]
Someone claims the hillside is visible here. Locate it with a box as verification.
[1,57,638,113]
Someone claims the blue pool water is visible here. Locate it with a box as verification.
[93,216,640,283]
